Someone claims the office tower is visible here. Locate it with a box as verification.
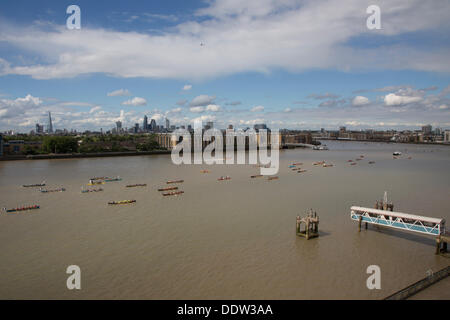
[422,124,432,134]
[149,119,156,132]
[143,115,148,131]
[166,118,170,130]
[47,111,54,133]
[116,121,122,133]
[205,121,213,130]
[35,123,44,134]
[253,124,267,132]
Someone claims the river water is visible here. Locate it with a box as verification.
[0,141,449,299]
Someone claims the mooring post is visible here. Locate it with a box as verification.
[306,221,310,240]
[358,216,362,232]
[435,237,441,255]
[365,222,368,230]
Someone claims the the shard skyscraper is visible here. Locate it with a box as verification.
[47,111,53,133]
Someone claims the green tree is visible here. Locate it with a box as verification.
[42,136,78,154]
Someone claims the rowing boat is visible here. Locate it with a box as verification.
[23,182,45,187]
[166,180,184,184]
[88,181,105,186]
[297,169,307,173]
[313,161,325,166]
[267,176,279,181]
[81,188,103,193]
[108,200,136,205]
[126,184,147,188]
[323,164,334,167]
[218,176,231,181]
[39,187,65,193]
[2,205,40,213]
[251,174,263,178]
[90,177,108,181]
[162,191,184,196]
[105,177,122,182]
[158,186,178,191]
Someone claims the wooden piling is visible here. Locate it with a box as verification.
[436,237,441,255]
[358,216,362,232]
[296,209,319,240]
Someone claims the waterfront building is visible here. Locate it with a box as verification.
[445,130,450,143]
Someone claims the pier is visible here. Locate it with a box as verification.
[350,206,445,236]
[351,205,447,254]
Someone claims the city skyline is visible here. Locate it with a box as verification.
[0,0,449,132]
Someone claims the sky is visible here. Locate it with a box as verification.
[0,0,449,132]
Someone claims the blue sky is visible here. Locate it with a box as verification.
[0,0,449,132]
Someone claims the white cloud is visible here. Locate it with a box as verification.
[352,96,370,106]
[89,106,102,113]
[107,89,131,96]
[169,107,183,113]
[206,104,221,112]
[189,95,216,107]
[183,84,192,91]
[0,94,43,118]
[384,93,422,106]
[439,104,448,109]
[284,107,292,113]
[121,97,147,106]
[1,0,449,80]
[190,106,204,113]
[251,105,264,112]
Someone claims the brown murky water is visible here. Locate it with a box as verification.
[0,141,449,299]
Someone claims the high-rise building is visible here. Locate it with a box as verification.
[134,123,139,133]
[47,111,54,133]
[205,121,214,130]
[116,121,122,133]
[149,119,156,132]
[143,115,148,131]
[165,118,170,130]
[253,123,267,132]
[422,124,432,134]
[35,123,44,134]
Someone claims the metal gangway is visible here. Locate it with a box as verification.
[350,206,446,236]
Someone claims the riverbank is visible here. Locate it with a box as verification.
[0,149,171,161]
[318,138,450,146]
